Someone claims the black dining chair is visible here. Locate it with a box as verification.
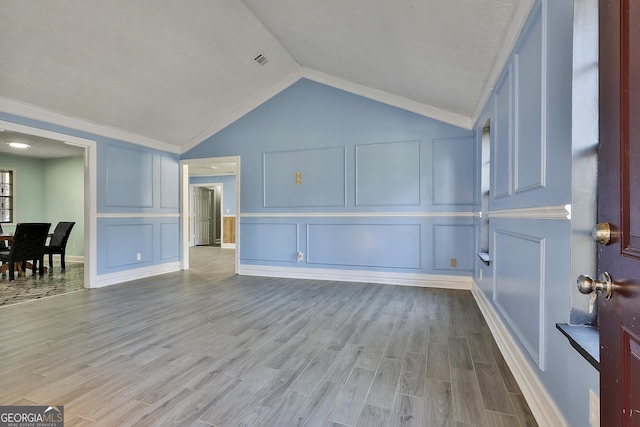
[44,221,75,270]
[0,222,51,281]
[0,223,9,253]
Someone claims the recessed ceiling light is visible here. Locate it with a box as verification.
[210,165,219,169]
[0,129,5,132]
[7,142,31,149]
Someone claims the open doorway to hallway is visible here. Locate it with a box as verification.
[180,156,239,274]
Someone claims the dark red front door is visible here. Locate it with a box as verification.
[599,0,640,425]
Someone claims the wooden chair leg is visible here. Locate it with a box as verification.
[8,261,14,281]
[49,253,53,270]
[61,251,65,270]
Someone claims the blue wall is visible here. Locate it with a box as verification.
[0,112,181,277]
[96,139,179,274]
[183,79,475,276]
[473,1,599,426]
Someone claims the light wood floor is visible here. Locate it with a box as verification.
[0,247,536,426]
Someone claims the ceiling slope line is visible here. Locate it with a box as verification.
[179,66,476,154]
[301,68,473,130]
[470,0,537,127]
[0,96,179,154]
[179,68,306,154]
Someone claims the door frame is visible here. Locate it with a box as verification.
[180,156,240,273]
[0,120,97,289]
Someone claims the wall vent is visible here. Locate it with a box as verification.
[254,54,269,65]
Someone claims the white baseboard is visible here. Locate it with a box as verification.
[64,255,84,264]
[471,280,568,427]
[238,264,472,289]
[93,262,181,288]
[221,243,236,250]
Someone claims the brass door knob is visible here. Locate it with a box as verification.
[592,222,612,245]
[577,272,614,299]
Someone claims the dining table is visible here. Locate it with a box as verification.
[0,232,52,276]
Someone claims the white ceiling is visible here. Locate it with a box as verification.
[0,0,533,154]
[0,130,84,159]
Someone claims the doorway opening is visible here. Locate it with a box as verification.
[0,120,97,290]
[180,156,240,274]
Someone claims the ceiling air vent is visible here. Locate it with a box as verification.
[254,54,269,65]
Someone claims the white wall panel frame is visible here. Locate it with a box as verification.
[493,67,513,200]
[514,5,546,194]
[493,229,546,370]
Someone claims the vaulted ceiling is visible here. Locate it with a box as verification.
[0,0,533,154]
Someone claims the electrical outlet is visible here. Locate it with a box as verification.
[450,258,457,267]
[589,389,599,427]
[136,253,142,261]
[297,251,304,262]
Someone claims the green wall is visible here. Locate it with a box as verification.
[0,153,84,257]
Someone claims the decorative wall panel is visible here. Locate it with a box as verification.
[105,145,153,207]
[240,222,299,262]
[105,223,153,268]
[515,9,544,193]
[355,140,420,206]
[432,138,475,205]
[433,224,474,271]
[160,155,179,208]
[160,222,179,259]
[307,223,421,268]
[494,229,545,369]
[263,147,346,208]
[494,70,512,199]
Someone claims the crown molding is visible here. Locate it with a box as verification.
[179,66,475,154]
[471,0,537,127]
[0,96,179,153]
[179,68,307,154]
[302,68,473,130]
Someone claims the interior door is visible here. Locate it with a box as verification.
[194,187,212,245]
[598,0,640,424]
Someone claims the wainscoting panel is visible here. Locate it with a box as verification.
[160,154,179,208]
[355,140,420,206]
[432,138,475,206]
[105,223,154,268]
[105,145,154,208]
[97,217,180,275]
[515,7,544,194]
[494,68,512,199]
[263,147,346,208]
[240,222,299,262]
[160,222,180,260]
[493,229,545,369]
[306,223,421,269]
[433,224,474,271]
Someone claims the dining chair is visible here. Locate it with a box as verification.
[0,222,51,281]
[0,223,9,252]
[44,221,75,270]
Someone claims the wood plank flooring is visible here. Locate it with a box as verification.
[0,246,537,426]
